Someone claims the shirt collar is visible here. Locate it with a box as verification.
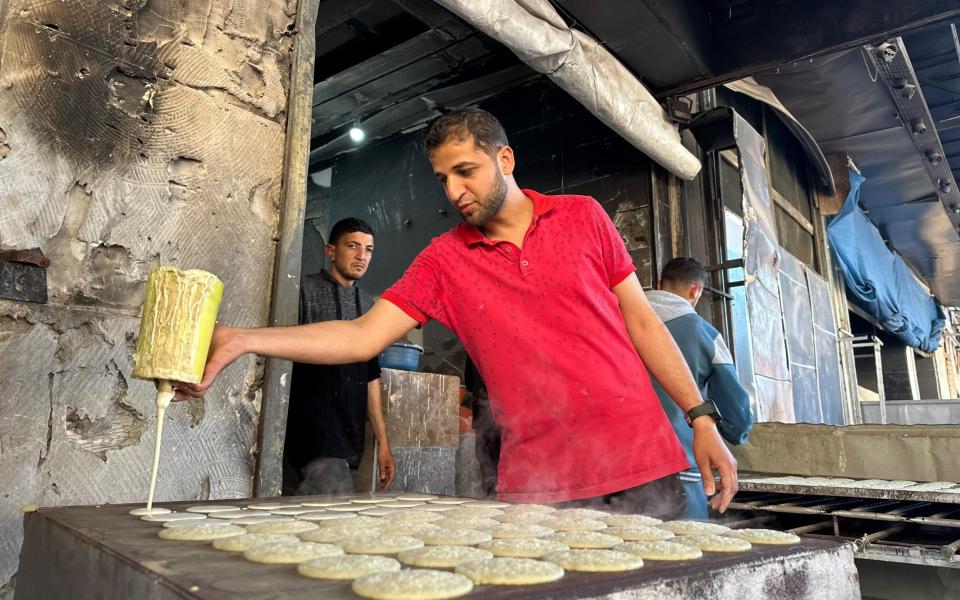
[456,189,556,246]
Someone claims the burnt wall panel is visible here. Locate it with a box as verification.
[0,0,299,590]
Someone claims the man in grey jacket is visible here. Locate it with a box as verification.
[646,258,753,518]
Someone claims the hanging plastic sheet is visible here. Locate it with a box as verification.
[827,171,945,353]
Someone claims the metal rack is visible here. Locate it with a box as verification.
[732,478,960,568]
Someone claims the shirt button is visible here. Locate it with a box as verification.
[505,247,512,253]
[521,260,529,267]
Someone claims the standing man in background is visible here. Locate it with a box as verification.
[647,257,753,518]
[285,217,396,494]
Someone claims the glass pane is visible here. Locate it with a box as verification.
[723,209,757,418]
[719,152,743,216]
[775,205,817,270]
[766,111,813,221]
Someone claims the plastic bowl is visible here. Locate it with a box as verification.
[379,343,423,371]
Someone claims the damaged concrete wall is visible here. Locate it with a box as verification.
[0,0,299,591]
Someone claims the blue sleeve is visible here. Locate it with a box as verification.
[709,363,753,445]
[700,326,753,445]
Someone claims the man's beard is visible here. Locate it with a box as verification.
[334,262,363,281]
[464,173,507,227]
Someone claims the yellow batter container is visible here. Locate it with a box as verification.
[132,266,223,510]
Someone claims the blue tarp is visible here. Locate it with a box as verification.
[827,171,945,353]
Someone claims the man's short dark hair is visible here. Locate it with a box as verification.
[424,108,509,158]
[329,217,374,245]
[660,257,707,287]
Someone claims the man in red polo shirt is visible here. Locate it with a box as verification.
[178,109,738,515]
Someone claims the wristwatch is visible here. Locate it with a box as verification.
[685,401,723,427]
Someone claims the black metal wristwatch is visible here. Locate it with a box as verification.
[685,401,723,427]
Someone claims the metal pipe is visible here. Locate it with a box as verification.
[789,521,834,535]
[430,0,702,179]
[940,536,960,559]
[853,525,907,552]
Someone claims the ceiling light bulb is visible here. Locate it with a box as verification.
[349,125,365,142]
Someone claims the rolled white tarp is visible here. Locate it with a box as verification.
[433,0,702,180]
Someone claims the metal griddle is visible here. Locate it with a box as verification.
[16,495,860,600]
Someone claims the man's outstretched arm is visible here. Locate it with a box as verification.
[613,272,739,513]
[176,299,418,399]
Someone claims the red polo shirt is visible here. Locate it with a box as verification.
[382,190,689,503]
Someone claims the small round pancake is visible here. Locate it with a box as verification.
[427,497,472,505]
[300,499,353,508]
[379,522,442,537]
[495,511,555,525]
[540,517,607,532]
[854,479,917,490]
[455,557,564,585]
[613,540,703,561]
[439,517,500,530]
[606,526,675,541]
[352,569,473,600]
[547,531,621,549]
[245,520,319,534]
[185,505,239,514]
[724,529,801,545]
[363,507,406,517]
[601,514,662,528]
[390,509,445,523]
[164,518,231,528]
[212,533,299,552]
[379,501,426,508]
[461,500,510,509]
[298,554,401,580]
[398,545,493,568]
[243,541,344,564]
[141,512,206,523]
[552,508,610,520]
[907,481,959,492]
[543,549,643,572]
[676,534,751,552]
[297,510,359,522]
[442,507,504,519]
[489,523,555,539]
[500,503,556,514]
[271,507,321,515]
[420,505,457,513]
[158,524,246,541]
[478,538,569,558]
[417,528,493,546]
[341,534,425,555]
[232,515,295,526]
[658,520,731,535]
[129,507,171,516]
[397,494,439,501]
[329,505,371,512]
[351,496,396,504]
[247,502,302,510]
[298,528,356,543]
[213,510,271,520]
[316,515,384,529]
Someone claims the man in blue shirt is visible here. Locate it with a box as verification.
[646,258,754,518]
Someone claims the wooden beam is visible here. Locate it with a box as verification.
[312,29,456,105]
[255,0,320,496]
[390,0,473,39]
[316,0,379,37]
[311,36,490,136]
